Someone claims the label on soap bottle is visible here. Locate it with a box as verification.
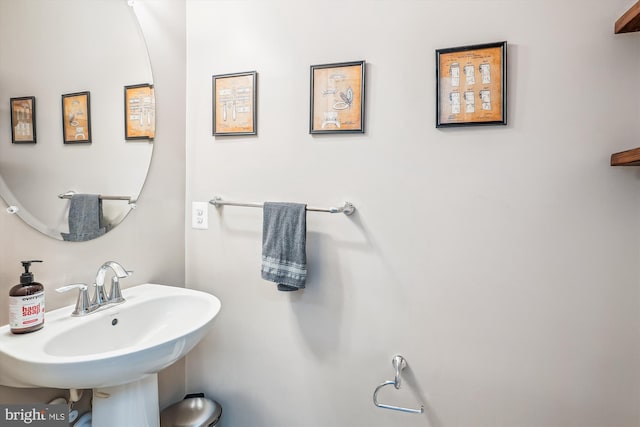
[9,291,45,329]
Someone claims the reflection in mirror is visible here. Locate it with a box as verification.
[0,0,154,241]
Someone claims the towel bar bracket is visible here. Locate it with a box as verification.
[336,202,355,215]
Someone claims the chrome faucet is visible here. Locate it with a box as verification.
[56,261,133,316]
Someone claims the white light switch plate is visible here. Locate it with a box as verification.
[191,202,208,229]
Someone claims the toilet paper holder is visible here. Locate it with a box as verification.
[373,354,424,414]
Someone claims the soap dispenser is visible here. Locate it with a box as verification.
[9,260,45,334]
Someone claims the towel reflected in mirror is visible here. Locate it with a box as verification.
[61,194,107,242]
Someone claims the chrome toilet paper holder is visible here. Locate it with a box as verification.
[373,354,424,414]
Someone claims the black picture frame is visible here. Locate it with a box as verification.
[124,83,156,140]
[62,91,92,144]
[10,96,36,144]
[212,71,257,136]
[436,41,507,128]
[310,60,365,134]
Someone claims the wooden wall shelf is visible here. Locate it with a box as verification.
[611,147,640,166]
[616,0,640,33]
[611,4,640,164]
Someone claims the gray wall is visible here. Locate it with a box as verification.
[2,1,640,426]
[184,1,640,426]
[0,0,186,409]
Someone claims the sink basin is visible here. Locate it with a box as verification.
[0,283,221,389]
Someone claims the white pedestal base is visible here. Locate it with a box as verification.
[92,374,160,427]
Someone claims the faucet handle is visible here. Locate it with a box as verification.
[108,270,132,303]
[56,283,92,316]
[56,283,88,293]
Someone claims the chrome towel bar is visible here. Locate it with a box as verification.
[373,355,424,414]
[58,190,135,203]
[209,195,355,215]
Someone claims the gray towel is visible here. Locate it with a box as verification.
[61,194,106,242]
[261,202,307,291]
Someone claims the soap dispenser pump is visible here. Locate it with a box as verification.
[9,260,45,334]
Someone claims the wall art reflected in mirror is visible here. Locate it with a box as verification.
[10,97,37,144]
[0,0,154,241]
[125,84,156,141]
[62,91,92,144]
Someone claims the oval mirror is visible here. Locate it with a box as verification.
[0,0,154,241]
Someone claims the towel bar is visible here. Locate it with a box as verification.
[58,191,135,203]
[373,355,424,414]
[209,196,355,215]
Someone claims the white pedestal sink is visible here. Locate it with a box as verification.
[0,283,222,427]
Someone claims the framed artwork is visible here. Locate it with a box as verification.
[124,83,156,140]
[10,96,36,144]
[62,91,91,144]
[436,41,507,128]
[212,71,257,136]
[310,60,365,134]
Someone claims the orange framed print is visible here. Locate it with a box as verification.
[436,41,506,128]
[125,83,156,140]
[62,91,91,144]
[10,96,36,144]
[310,60,365,134]
[212,71,257,136]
